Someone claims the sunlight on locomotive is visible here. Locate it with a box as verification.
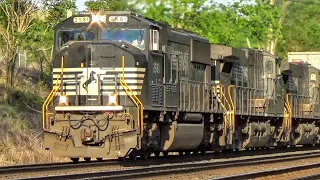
[108,93,118,106]
[92,15,106,23]
[86,13,107,29]
[59,95,69,105]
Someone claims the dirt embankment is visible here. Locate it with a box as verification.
[0,68,67,166]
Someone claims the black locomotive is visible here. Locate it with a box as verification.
[42,11,320,162]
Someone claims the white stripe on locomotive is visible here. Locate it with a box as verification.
[53,67,145,96]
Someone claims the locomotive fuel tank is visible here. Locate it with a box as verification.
[160,121,204,151]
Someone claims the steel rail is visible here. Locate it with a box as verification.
[214,162,320,180]
[21,150,320,180]
[0,159,120,175]
[294,174,320,180]
[1,145,315,175]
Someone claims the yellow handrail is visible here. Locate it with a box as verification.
[228,85,235,133]
[220,85,232,111]
[42,56,64,130]
[212,85,229,137]
[42,83,61,129]
[220,85,232,135]
[119,55,144,136]
[61,56,64,74]
[285,93,292,130]
[212,86,227,111]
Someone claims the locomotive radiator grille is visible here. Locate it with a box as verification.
[52,67,145,96]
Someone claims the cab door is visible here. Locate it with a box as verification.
[162,46,179,110]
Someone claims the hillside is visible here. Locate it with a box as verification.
[0,67,66,165]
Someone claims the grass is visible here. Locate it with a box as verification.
[0,102,67,166]
[0,68,68,166]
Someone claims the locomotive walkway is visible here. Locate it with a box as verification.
[2,147,320,179]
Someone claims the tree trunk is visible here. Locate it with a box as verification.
[267,0,290,55]
[4,62,11,103]
[4,61,14,103]
[266,0,275,54]
[4,50,18,103]
[247,37,251,48]
[10,53,17,88]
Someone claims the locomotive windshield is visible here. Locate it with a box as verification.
[59,29,94,47]
[102,28,145,50]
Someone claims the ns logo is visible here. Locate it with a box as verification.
[82,71,100,92]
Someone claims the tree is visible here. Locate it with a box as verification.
[0,0,39,102]
[139,0,207,29]
[31,0,77,82]
[277,0,320,58]
[229,0,282,51]
[41,0,77,27]
[85,0,134,11]
[138,0,244,45]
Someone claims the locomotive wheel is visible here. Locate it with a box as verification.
[185,151,190,156]
[96,158,103,161]
[140,151,151,160]
[162,151,168,157]
[118,156,127,161]
[129,150,138,161]
[154,152,160,157]
[84,157,91,162]
[71,158,79,163]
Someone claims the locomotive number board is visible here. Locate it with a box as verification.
[108,16,128,23]
[73,16,90,23]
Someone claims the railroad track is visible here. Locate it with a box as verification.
[0,159,121,179]
[0,146,313,178]
[0,160,115,173]
[17,149,320,180]
[295,174,320,180]
[215,162,320,180]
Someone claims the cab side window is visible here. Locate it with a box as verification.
[58,30,94,48]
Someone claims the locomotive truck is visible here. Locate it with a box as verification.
[42,11,320,162]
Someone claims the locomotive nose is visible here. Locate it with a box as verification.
[45,38,147,160]
[52,42,141,106]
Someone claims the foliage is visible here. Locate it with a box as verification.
[277,0,320,58]
[0,0,39,102]
[85,0,134,11]
[28,0,77,83]
[41,0,77,27]
[137,0,283,50]
[231,0,283,50]
[9,89,44,113]
[0,103,67,165]
[137,0,235,43]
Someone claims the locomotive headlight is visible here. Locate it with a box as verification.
[92,15,99,23]
[92,15,106,23]
[59,95,69,105]
[108,93,118,106]
[99,16,106,23]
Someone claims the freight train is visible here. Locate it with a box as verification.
[42,11,320,162]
